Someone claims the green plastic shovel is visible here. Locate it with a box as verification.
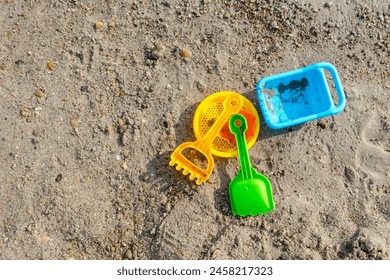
[229,114,275,217]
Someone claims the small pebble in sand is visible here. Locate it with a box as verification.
[80,85,88,92]
[70,118,79,128]
[117,119,125,126]
[105,125,113,135]
[122,162,128,170]
[211,249,221,259]
[125,249,133,260]
[108,21,115,29]
[122,149,130,158]
[95,21,104,29]
[180,49,193,59]
[47,60,55,71]
[117,118,128,133]
[35,89,44,98]
[20,108,31,117]
[34,107,42,115]
[151,42,166,59]
[203,0,212,4]
[159,194,168,205]
[196,80,206,93]
[55,174,63,182]
[317,120,327,129]
[324,2,333,8]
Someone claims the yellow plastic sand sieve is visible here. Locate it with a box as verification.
[193,91,260,158]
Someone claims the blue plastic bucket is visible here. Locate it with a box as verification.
[256,62,346,129]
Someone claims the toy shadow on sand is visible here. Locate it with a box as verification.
[139,102,200,200]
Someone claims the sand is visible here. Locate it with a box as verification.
[0,0,389,260]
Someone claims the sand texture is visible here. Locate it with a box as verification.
[0,0,389,259]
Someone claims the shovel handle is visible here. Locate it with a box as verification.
[229,114,253,180]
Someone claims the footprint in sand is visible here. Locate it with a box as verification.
[356,110,390,185]
[208,224,270,259]
[155,193,218,259]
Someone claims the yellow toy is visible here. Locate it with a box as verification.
[193,91,260,157]
[169,91,260,185]
[169,93,244,185]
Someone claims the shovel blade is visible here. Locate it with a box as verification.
[229,168,274,217]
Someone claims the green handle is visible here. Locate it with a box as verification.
[229,114,252,180]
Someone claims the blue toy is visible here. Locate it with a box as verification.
[256,62,346,129]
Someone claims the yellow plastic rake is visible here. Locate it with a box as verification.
[169,93,244,184]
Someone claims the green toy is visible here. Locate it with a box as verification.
[228,114,275,217]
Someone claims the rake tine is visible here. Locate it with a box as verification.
[175,163,182,171]
[189,173,196,181]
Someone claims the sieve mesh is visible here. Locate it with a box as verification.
[200,102,236,152]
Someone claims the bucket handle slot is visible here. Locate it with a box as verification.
[316,62,346,115]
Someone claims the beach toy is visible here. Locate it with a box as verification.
[193,91,260,158]
[170,93,244,185]
[219,109,257,146]
[256,62,346,129]
[228,114,274,216]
